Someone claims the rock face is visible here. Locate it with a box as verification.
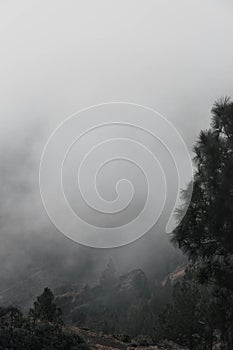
[56,269,150,332]
[116,269,150,299]
[161,266,186,286]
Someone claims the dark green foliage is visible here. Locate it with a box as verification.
[156,98,233,349]
[127,300,155,337]
[0,289,89,350]
[114,333,131,343]
[0,323,88,350]
[0,306,24,330]
[150,279,173,315]
[29,287,62,325]
[173,98,233,280]
[133,334,154,346]
[154,270,216,349]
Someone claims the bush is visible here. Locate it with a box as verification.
[133,334,154,346]
[114,333,131,343]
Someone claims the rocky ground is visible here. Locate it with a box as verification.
[66,326,187,350]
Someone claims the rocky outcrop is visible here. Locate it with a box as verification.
[116,269,150,299]
[161,266,186,286]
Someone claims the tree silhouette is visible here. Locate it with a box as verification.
[29,287,62,325]
[172,98,233,348]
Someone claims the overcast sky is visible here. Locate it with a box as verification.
[0,0,233,149]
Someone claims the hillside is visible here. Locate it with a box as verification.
[55,267,177,337]
[66,326,188,350]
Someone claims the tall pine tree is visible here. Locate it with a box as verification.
[172,98,233,348]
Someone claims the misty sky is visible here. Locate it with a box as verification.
[0,0,233,295]
[1,0,233,148]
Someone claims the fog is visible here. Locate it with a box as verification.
[0,0,233,303]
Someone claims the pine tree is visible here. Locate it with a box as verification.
[29,287,62,326]
[172,98,233,349]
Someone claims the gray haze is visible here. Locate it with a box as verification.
[0,0,233,303]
